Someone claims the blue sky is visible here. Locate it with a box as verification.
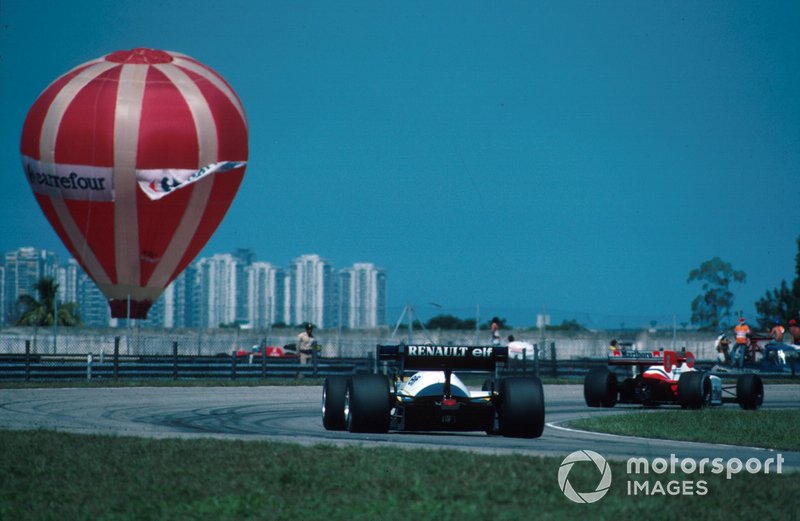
[1,1,798,329]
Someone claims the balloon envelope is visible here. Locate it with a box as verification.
[21,48,248,318]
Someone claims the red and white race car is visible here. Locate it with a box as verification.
[584,348,763,409]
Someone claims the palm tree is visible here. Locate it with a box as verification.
[16,277,81,327]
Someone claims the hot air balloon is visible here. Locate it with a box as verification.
[20,48,248,319]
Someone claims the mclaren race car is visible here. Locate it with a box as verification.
[584,348,764,409]
[322,344,545,438]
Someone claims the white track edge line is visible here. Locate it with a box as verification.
[545,420,778,453]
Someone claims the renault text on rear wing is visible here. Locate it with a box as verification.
[377,344,507,372]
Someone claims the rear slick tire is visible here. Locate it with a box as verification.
[322,376,348,430]
[498,377,545,438]
[584,368,617,408]
[346,374,391,433]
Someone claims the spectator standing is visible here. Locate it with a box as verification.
[732,317,751,368]
[490,317,501,346]
[714,332,731,364]
[297,323,317,365]
[769,320,786,343]
[789,319,800,345]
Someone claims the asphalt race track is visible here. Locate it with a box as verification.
[1,384,798,470]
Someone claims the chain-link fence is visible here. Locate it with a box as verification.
[0,326,723,358]
[0,327,377,358]
[0,327,378,382]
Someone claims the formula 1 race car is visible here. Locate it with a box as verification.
[584,349,764,410]
[322,344,545,438]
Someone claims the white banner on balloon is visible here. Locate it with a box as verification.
[136,161,247,200]
[22,156,246,202]
[22,156,114,201]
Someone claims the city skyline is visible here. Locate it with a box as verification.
[4,243,784,333]
[1,246,387,330]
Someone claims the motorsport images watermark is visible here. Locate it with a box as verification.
[558,450,612,503]
[558,450,785,503]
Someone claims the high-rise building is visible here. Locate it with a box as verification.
[232,248,255,325]
[2,247,59,325]
[168,264,200,328]
[137,290,166,328]
[289,254,337,328]
[77,271,110,326]
[56,258,80,305]
[196,253,238,328]
[340,262,387,329]
[246,262,286,328]
[155,285,173,328]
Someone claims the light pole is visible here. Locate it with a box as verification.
[53,297,58,355]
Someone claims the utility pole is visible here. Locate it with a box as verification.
[407,304,414,344]
[126,294,132,355]
[53,297,58,355]
[475,304,480,345]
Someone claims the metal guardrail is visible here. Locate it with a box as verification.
[0,340,374,382]
[0,358,368,382]
[0,342,796,383]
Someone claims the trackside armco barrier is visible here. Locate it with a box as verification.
[0,341,795,382]
[0,344,549,382]
[0,343,371,382]
[0,327,738,359]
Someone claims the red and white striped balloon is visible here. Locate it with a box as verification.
[20,48,248,319]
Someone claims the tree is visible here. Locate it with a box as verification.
[219,321,245,329]
[425,314,477,330]
[687,257,746,331]
[546,319,587,332]
[16,277,81,327]
[480,317,510,330]
[755,236,800,329]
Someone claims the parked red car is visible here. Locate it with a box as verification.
[233,345,298,359]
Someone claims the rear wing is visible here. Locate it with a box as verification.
[377,344,507,372]
[609,349,696,371]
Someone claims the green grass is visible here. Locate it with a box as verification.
[0,430,797,521]
[569,409,800,451]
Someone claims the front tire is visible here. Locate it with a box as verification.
[322,376,349,430]
[736,374,764,410]
[584,368,617,408]
[346,374,391,433]
[498,377,545,438]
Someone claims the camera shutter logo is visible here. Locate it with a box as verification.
[558,450,612,504]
